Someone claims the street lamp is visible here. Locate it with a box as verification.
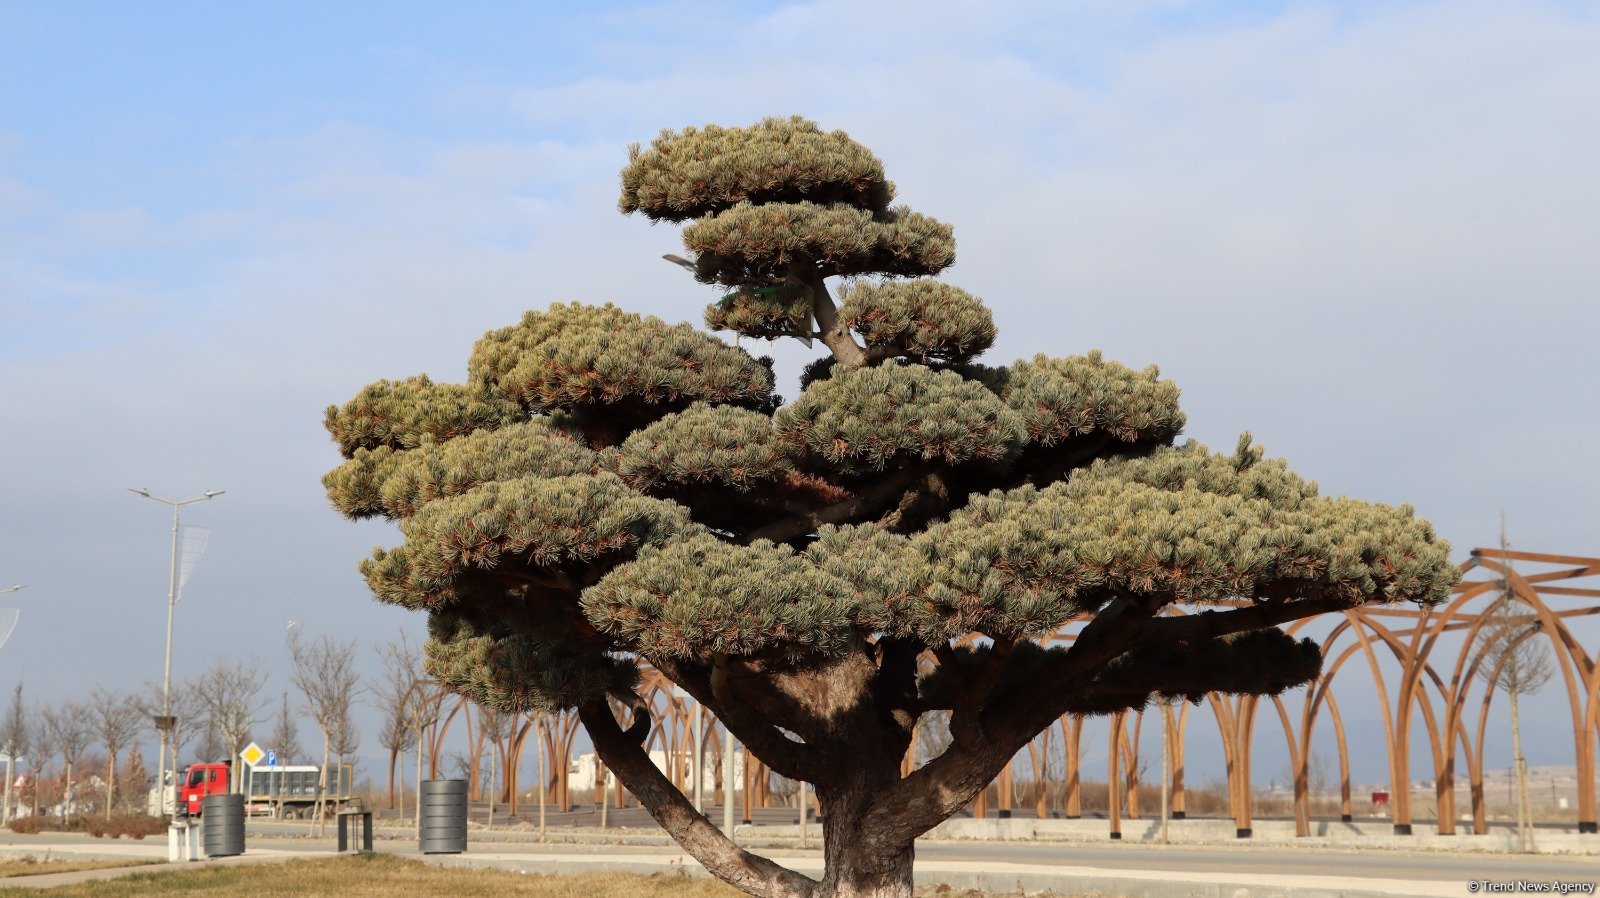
[129,488,223,816]
[0,584,22,823]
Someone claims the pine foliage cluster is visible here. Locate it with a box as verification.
[324,115,1458,754]
[838,280,996,364]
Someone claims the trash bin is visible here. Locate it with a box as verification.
[201,793,245,857]
[419,779,468,854]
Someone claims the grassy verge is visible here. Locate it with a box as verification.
[0,858,161,879]
[0,854,1060,897]
[0,855,743,896]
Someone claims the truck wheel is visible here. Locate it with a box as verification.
[280,807,302,820]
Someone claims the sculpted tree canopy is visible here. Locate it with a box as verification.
[324,115,1458,898]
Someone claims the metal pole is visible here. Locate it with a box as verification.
[723,725,735,836]
[130,488,222,817]
[693,703,704,813]
[0,585,24,826]
[161,502,179,817]
[800,779,809,848]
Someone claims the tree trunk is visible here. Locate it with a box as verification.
[1511,689,1534,853]
[387,749,397,809]
[815,784,914,898]
[63,763,74,823]
[106,753,117,820]
[317,731,331,837]
[414,724,424,842]
[536,724,547,841]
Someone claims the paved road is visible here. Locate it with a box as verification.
[4,827,1599,894]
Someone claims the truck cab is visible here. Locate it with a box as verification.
[176,761,231,817]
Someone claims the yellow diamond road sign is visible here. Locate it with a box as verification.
[240,742,265,767]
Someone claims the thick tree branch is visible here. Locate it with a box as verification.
[863,597,1157,846]
[709,655,829,782]
[1003,433,1116,490]
[803,275,867,368]
[1130,596,1350,646]
[743,464,929,544]
[649,659,825,777]
[948,636,1014,746]
[871,637,926,742]
[579,700,817,898]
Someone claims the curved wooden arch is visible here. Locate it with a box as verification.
[409,547,1597,834]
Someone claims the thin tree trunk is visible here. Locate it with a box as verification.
[106,753,117,820]
[387,749,397,810]
[537,723,547,841]
[1511,689,1528,853]
[487,746,496,831]
[414,724,424,842]
[1160,704,1172,843]
[317,731,331,837]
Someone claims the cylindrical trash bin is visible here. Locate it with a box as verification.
[202,793,245,858]
[419,779,468,854]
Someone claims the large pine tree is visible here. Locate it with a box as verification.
[324,117,1457,898]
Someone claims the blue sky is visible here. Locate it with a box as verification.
[2,0,1597,788]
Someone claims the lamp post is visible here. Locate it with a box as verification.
[0,584,22,823]
[129,488,223,816]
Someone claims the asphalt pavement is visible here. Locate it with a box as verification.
[2,825,1598,897]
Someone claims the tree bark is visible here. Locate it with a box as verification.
[815,780,915,898]
[805,276,866,369]
[105,753,117,820]
[387,749,397,809]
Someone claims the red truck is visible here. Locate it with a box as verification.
[175,761,355,818]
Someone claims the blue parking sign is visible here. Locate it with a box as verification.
[266,749,278,766]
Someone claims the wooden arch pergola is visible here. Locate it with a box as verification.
[980,547,1600,838]
[409,547,1599,837]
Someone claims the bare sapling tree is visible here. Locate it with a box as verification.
[140,678,204,788]
[0,683,28,823]
[265,691,304,818]
[287,628,360,832]
[1157,697,1176,842]
[475,702,511,828]
[409,679,447,836]
[193,659,265,792]
[322,116,1460,898]
[269,691,304,766]
[373,631,424,809]
[120,749,152,814]
[29,701,57,819]
[41,701,91,821]
[1474,586,1554,853]
[88,688,143,817]
[332,703,360,766]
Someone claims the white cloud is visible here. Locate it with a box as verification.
[1,1,1595,776]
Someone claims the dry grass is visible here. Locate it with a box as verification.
[0,855,1088,897]
[0,857,160,879]
[0,855,743,897]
